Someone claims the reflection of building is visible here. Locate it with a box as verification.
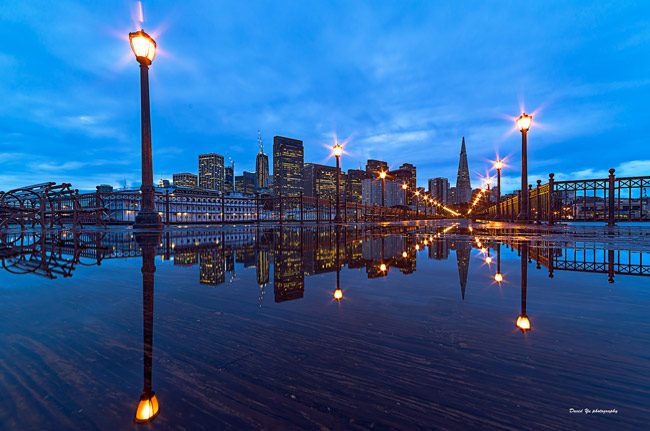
[173,249,198,266]
[199,248,225,286]
[429,238,449,260]
[429,177,449,205]
[273,136,304,197]
[361,179,404,207]
[274,228,304,302]
[455,241,471,299]
[173,173,198,188]
[256,250,270,286]
[199,153,225,193]
[454,137,472,204]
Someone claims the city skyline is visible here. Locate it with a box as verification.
[1,1,649,193]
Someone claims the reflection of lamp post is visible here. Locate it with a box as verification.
[333,226,343,300]
[402,183,408,218]
[516,242,531,332]
[134,233,161,423]
[129,29,162,229]
[494,241,503,283]
[494,160,504,219]
[516,113,532,222]
[333,143,343,223]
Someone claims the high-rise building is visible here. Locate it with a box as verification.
[303,163,338,200]
[198,153,225,193]
[224,165,235,193]
[428,177,450,204]
[273,136,304,197]
[366,159,389,176]
[173,173,198,188]
[235,171,256,195]
[158,179,171,188]
[361,178,404,207]
[256,131,269,190]
[390,163,416,204]
[346,169,370,203]
[449,187,457,204]
[455,137,472,204]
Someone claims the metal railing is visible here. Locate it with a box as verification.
[483,169,650,225]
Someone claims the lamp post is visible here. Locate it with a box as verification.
[129,29,162,229]
[402,183,408,219]
[516,113,532,222]
[134,233,161,423]
[379,171,387,208]
[414,190,420,218]
[333,143,343,223]
[485,177,492,207]
[494,160,504,219]
[516,242,531,333]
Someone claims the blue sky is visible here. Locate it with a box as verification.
[1,0,649,192]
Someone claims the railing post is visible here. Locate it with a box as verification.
[536,180,541,224]
[548,173,555,225]
[608,168,616,227]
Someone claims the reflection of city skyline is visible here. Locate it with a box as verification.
[2,225,649,303]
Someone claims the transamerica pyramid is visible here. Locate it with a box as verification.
[455,137,472,204]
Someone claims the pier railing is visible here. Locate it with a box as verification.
[482,169,650,225]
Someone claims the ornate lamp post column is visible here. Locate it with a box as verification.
[414,190,420,218]
[129,29,162,229]
[333,143,343,223]
[516,113,533,222]
[494,160,504,219]
[379,171,387,208]
[402,183,408,218]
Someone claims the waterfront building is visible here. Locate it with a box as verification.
[361,178,404,207]
[303,163,339,200]
[273,136,304,197]
[454,137,472,204]
[235,171,257,195]
[224,165,235,194]
[199,153,225,193]
[366,159,389,176]
[173,173,198,188]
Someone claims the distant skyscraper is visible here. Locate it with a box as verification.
[361,178,404,207]
[449,186,457,204]
[390,164,416,204]
[224,164,235,193]
[198,153,225,192]
[429,177,450,204]
[235,171,256,195]
[303,163,338,200]
[173,172,198,188]
[366,159,389,176]
[455,137,472,204]
[346,169,370,203]
[273,136,304,197]
[256,131,269,190]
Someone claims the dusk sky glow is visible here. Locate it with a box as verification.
[1,0,649,192]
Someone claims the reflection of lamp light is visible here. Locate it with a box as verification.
[333,288,343,301]
[135,392,160,423]
[379,263,387,272]
[402,251,408,258]
[516,314,531,332]
[494,273,503,283]
[415,244,420,251]
[485,256,492,264]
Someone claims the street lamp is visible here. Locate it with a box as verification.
[494,159,504,219]
[485,177,492,207]
[333,143,343,223]
[129,29,162,229]
[414,190,420,218]
[402,183,408,218]
[516,113,533,222]
[379,170,387,208]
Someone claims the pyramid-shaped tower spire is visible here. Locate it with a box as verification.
[455,137,472,204]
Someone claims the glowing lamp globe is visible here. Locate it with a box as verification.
[485,256,492,264]
[415,244,420,251]
[494,273,503,283]
[402,183,408,190]
[414,190,420,196]
[134,392,160,423]
[494,160,504,170]
[379,171,387,179]
[379,263,387,272]
[516,315,531,332]
[129,30,157,65]
[402,251,408,258]
[516,113,532,132]
[333,143,343,157]
[333,288,343,301]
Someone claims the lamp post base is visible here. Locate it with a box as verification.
[135,211,163,229]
